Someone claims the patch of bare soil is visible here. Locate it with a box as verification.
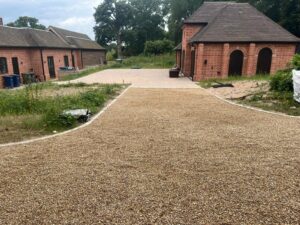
[208,80,269,100]
[0,88,299,224]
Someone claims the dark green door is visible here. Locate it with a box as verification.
[47,56,56,78]
[12,57,20,75]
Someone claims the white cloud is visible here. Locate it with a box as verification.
[0,0,104,39]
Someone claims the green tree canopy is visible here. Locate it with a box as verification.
[7,16,46,30]
[124,0,167,55]
[94,0,133,58]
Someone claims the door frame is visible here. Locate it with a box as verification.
[47,56,56,79]
[12,57,20,75]
[256,48,272,75]
[228,50,244,76]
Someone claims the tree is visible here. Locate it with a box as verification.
[125,0,167,55]
[94,0,133,58]
[167,0,204,44]
[280,0,300,37]
[7,16,46,30]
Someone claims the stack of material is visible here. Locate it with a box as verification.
[293,70,300,103]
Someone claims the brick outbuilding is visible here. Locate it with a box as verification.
[177,2,300,81]
[0,22,106,87]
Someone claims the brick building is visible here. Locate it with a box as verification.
[0,20,106,87]
[177,2,300,81]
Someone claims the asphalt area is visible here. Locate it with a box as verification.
[0,70,299,224]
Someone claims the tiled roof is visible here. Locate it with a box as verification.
[0,25,106,50]
[0,26,70,48]
[187,2,300,43]
[49,26,105,50]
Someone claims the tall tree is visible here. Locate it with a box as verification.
[125,0,167,55]
[94,0,133,58]
[280,0,300,37]
[167,0,204,44]
[7,16,46,30]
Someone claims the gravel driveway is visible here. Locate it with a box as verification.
[0,70,299,224]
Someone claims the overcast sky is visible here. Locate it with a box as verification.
[0,0,103,40]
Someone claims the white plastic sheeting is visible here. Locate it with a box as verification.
[293,70,300,103]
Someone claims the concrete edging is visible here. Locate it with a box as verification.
[199,85,300,119]
[0,86,132,148]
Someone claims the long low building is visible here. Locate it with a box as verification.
[0,19,106,87]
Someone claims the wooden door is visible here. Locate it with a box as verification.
[47,56,56,79]
[12,57,20,75]
[228,50,244,76]
[256,48,272,74]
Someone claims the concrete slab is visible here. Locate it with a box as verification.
[71,69,199,88]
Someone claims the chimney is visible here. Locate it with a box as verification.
[0,17,3,26]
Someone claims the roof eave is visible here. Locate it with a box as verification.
[189,40,300,44]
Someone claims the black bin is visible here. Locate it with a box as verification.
[169,68,180,78]
[3,76,14,89]
[12,74,21,87]
[22,73,36,84]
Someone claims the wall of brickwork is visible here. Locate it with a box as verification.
[29,49,45,81]
[0,48,32,88]
[176,51,181,68]
[0,47,107,88]
[74,50,83,69]
[181,24,204,76]
[82,50,106,67]
[42,49,73,80]
[192,43,297,81]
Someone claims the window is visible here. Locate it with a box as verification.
[64,55,69,67]
[0,57,8,74]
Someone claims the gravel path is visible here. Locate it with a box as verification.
[0,87,300,224]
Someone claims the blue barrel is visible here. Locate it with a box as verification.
[12,74,21,87]
[3,76,14,89]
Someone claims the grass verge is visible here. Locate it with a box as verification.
[0,83,125,144]
[199,75,271,89]
[239,91,300,116]
[61,53,175,81]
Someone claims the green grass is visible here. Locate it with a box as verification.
[199,74,271,88]
[61,53,176,81]
[240,91,300,116]
[60,66,109,81]
[0,83,124,144]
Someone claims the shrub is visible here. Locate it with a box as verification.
[144,39,174,55]
[270,69,293,92]
[292,54,300,70]
[106,49,117,61]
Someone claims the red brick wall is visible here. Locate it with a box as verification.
[82,50,106,67]
[181,24,204,76]
[42,49,73,80]
[0,48,84,88]
[0,48,32,88]
[192,43,297,81]
[176,51,181,68]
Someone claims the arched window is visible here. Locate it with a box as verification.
[256,48,272,74]
[228,50,244,76]
[0,57,8,74]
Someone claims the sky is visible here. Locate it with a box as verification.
[0,0,103,40]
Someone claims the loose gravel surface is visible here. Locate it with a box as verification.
[0,87,300,224]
